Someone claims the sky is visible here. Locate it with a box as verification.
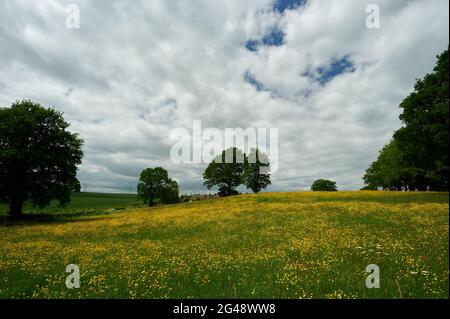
[0,0,448,194]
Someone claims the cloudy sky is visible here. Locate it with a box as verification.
[0,0,448,193]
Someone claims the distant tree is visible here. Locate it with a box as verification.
[160,179,180,204]
[311,179,337,191]
[137,167,177,206]
[393,48,449,191]
[203,147,244,197]
[72,179,82,193]
[243,148,271,193]
[0,100,84,218]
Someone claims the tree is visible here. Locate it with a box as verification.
[0,100,84,218]
[203,147,244,197]
[393,48,449,191]
[137,167,178,206]
[363,48,449,191]
[160,179,180,204]
[243,148,271,193]
[72,178,82,193]
[311,179,337,191]
[363,140,405,190]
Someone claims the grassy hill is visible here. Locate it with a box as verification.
[0,191,448,298]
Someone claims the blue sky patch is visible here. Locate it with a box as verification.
[243,71,265,91]
[273,0,308,13]
[262,29,284,46]
[245,28,285,52]
[243,71,282,99]
[304,56,356,85]
[245,40,259,52]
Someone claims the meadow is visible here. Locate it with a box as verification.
[0,191,448,299]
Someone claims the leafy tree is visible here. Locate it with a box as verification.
[137,167,177,206]
[203,147,244,197]
[311,179,337,191]
[160,179,180,204]
[72,178,82,193]
[364,48,449,191]
[393,48,449,190]
[243,148,271,193]
[363,140,405,190]
[0,100,84,218]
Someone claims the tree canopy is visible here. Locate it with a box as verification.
[363,48,449,191]
[203,147,272,196]
[311,179,338,191]
[203,147,244,197]
[0,100,84,218]
[243,148,271,193]
[137,167,179,206]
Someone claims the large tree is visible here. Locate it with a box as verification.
[137,167,178,206]
[203,147,244,197]
[393,48,449,190]
[0,100,84,218]
[243,148,271,193]
[363,48,449,191]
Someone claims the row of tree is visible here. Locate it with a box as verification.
[363,48,449,191]
[135,148,272,206]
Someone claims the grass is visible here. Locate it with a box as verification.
[0,191,448,299]
[0,192,139,216]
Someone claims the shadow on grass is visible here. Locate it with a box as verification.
[0,210,118,227]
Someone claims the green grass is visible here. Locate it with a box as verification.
[0,192,139,216]
[0,191,448,299]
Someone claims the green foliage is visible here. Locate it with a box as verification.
[363,140,405,190]
[137,167,179,206]
[0,100,83,218]
[393,48,449,190]
[311,179,337,191]
[243,148,271,193]
[160,179,180,204]
[364,48,449,191]
[203,147,272,196]
[72,178,82,193]
[203,147,245,197]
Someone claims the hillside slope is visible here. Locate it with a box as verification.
[0,191,448,298]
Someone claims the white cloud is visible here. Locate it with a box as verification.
[0,0,448,193]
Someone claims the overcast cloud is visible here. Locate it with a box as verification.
[0,0,448,193]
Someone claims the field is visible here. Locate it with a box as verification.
[0,192,139,216]
[0,191,448,299]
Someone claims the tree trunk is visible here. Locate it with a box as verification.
[9,198,23,219]
[148,196,154,207]
[227,184,232,196]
